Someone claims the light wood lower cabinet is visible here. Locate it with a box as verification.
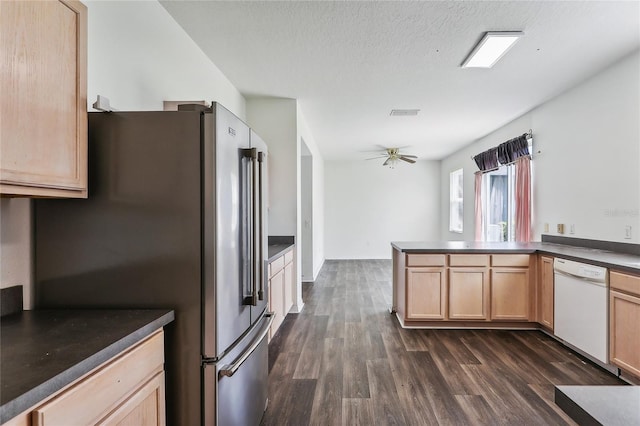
[406,267,447,320]
[397,252,536,324]
[448,268,489,320]
[539,256,554,329]
[610,271,640,379]
[7,331,166,426]
[268,247,295,340]
[269,268,285,335]
[491,268,529,320]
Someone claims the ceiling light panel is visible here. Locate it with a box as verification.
[462,31,524,68]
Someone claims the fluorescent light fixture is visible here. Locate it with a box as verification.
[461,31,524,68]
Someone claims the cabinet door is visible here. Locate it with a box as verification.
[98,372,166,426]
[0,0,87,197]
[610,290,640,378]
[539,256,554,329]
[449,268,489,320]
[283,261,294,315]
[491,268,530,320]
[406,267,447,320]
[269,269,285,336]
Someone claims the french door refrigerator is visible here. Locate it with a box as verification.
[33,103,272,426]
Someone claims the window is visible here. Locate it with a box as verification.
[449,168,463,233]
[481,165,515,241]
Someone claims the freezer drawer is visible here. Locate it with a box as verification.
[203,312,273,426]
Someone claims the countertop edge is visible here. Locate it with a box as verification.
[267,244,295,263]
[391,242,640,274]
[0,310,174,424]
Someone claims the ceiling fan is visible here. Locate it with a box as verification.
[366,147,418,167]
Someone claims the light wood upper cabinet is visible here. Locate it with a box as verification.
[539,256,554,329]
[491,268,530,320]
[609,271,640,379]
[449,268,489,320]
[1,0,87,198]
[406,267,447,320]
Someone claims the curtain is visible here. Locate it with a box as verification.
[497,134,529,165]
[515,156,532,242]
[474,171,483,241]
[473,148,499,172]
[474,133,530,171]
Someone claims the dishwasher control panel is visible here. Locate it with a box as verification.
[554,258,608,284]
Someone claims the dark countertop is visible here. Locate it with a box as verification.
[0,309,175,424]
[555,385,640,425]
[391,241,640,274]
[267,243,295,262]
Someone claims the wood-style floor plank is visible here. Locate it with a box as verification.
[261,260,626,426]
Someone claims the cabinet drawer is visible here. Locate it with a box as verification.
[449,254,489,267]
[269,256,285,277]
[406,254,446,267]
[491,254,530,267]
[610,271,640,297]
[32,331,165,426]
[284,249,294,265]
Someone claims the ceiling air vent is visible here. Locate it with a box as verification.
[390,109,420,116]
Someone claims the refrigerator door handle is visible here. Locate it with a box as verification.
[219,312,274,378]
[257,151,265,301]
[242,148,258,306]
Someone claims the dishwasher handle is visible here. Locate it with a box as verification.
[554,269,608,288]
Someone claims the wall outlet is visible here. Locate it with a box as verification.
[544,223,549,233]
[570,224,575,234]
[557,224,565,234]
[625,226,632,239]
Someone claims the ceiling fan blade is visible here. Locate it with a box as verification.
[365,155,387,160]
[400,154,418,158]
[399,156,416,164]
[383,158,391,166]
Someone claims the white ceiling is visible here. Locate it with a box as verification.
[160,1,640,161]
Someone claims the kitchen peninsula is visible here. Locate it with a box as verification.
[391,238,640,384]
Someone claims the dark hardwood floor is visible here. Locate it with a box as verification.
[262,259,624,425]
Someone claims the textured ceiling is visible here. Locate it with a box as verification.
[160,1,640,160]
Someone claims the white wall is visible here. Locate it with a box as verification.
[89,1,246,116]
[325,160,441,259]
[246,98,298,235]
[441,50,640,243]
[296,105,325,280]
[0,0,246,308]
[246,98,326,310]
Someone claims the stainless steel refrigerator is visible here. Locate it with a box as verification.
[33,103,272,425]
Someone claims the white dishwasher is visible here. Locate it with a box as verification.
[554,258,609,365]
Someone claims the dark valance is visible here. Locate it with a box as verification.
[473,148,499,171]
[473,132,531,172]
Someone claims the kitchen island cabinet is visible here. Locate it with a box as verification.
[395,249,534,327]
[490,255,533,321]
[0,310,174,426]
[609,271,640,380]
[0,0,88,198]
[448,254,490,320]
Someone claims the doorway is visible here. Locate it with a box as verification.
[301,139,313,282]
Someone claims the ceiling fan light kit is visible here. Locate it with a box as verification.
[366,147,418,168]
